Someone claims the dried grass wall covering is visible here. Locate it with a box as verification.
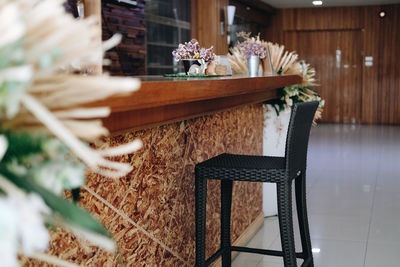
[21,104,264,266]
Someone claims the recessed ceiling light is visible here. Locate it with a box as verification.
[312,1,323,5]
[379,11,386,17]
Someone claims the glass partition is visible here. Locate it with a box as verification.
[145,0,191,74]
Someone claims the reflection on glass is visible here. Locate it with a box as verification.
[229,16,262,47]
[146,0,190,21]
[145,0,191,75]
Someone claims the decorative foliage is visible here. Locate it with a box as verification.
[0,0,143,266]
[172,39,216,62]
[264,61,325,123]
[2,131,85,195]
[228,32,325,122]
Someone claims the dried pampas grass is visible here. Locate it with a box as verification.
[262,42,300,76]
[227,33,324,123]
[0,0,143,178]
[228,37,317,87]
[228,47,248,75]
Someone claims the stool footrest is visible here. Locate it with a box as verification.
[301,256,313,266]
[205,248,222,266]
[231,246,305,259]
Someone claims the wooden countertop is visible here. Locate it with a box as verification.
[98,74,302,133]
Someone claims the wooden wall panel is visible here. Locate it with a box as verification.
[191,0,198,39]
[340,30,363,123]
[361,6,381,124]
[84,0,101,18]
[373,5,400,124]
[264,9,284,44]
[197,0,229,54]
[265,4,400,125]
[283,30,362,123]
[283,31,337,122]
[282,7,363,31]
[230,0,272,26]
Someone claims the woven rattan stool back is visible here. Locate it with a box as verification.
[285,101,319,179]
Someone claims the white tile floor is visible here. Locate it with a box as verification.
[232,124,400,267]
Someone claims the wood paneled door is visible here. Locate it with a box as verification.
[284,30,363,123]
[362,5,400,124]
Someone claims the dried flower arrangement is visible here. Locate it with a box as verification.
[172,39,217,75]
[265,60,324,122]
[172,39,216,62]
[235,32,267,59]
[262,42,300,77]
[228,33,324,122]
[0,0,142,266]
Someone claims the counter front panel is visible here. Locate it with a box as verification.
[22,74,301,266]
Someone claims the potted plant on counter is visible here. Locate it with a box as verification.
[235,32,267,77]
[172,39,216,75]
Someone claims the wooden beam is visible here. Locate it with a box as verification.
[83,0,101,18]
[231,0,276,15]
[196,0,229,55]
[84,0,102,74]
[191,0,198,39]
[231,0,269,25]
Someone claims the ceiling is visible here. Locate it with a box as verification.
[260,0,400,8]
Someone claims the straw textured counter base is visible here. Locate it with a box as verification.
[21,104,263,266]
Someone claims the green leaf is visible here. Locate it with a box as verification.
[0,40,25,69]
[0,166,110,237]
[0,130,45,163]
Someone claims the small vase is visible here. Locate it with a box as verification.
[182,59,201,75]
[248,55,260,77]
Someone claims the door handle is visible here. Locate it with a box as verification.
[336,50,341,68]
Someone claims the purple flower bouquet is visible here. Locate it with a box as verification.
[172,39,216,74]
[235,32,267,59]
[172,39,216,62]
[235,33,267,76]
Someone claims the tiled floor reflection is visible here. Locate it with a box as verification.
[232,124,400,267]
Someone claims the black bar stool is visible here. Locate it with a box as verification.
[195,101,319,267]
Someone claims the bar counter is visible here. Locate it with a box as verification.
[24,75,301,266]
[97,74,302,132]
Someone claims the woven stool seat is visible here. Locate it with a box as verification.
[196,154,286,182]
[194,101,319,267]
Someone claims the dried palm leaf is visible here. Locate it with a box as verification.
[226,33,324,123]
[228,47,248,74]
[227,36,317,87]
[261,42,301,76]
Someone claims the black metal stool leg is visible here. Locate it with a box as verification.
[221,180,233,267]
[195,174,207,267]
[277,181,297,267]
[295,173,314,267]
